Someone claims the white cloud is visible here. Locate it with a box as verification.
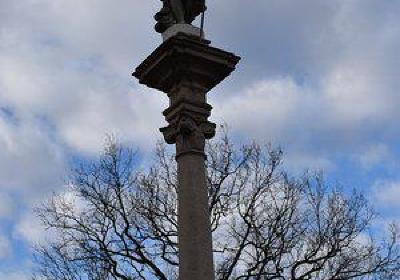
[0,232,12,260]
[210,0,400,169]
[13,188,88,247]
[372,181,400,228]
[373,181,400,210]
[323,64,391,126]
[354,232,372,247]
[356,144,389,169]
[14,212,46,246]
[212,50,398,171]
[0,272,29,280]
[53,188,88,217]
[0,116,65,200]
[213,0,400,147]
[285,153,335,174]
[0,192,14,219]
[0,0,168,155]
[214,77,325,140]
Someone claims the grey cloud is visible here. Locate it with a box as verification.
[0,232,12,260]
[0,116,65,199]
[0,191,15,219]
[206,0,400,171]
[0,0,168,154]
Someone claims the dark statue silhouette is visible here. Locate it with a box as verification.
[155,0,206,33]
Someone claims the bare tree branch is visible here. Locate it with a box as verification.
[33,131,400,280]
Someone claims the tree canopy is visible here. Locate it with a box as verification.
[33,132,400,280]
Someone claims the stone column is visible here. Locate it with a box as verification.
[172,119,216,280]
[134,33,240,280]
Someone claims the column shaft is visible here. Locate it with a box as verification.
[177,153,215,280]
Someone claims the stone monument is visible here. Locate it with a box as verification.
[133,2,240,280]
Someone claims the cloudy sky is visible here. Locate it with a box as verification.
[0,0,400,278]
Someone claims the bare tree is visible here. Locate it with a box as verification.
[33,132,400,280]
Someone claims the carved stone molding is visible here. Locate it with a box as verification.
[133,33,240,95]
[160,113,216,158]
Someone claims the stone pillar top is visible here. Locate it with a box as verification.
[133,33,240,95]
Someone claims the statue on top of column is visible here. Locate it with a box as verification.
[155,0,206,33]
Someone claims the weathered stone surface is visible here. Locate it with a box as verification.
[177,152,215,280]
[162,23,204,41]
[133,32,240,280]
[133,33,240,95]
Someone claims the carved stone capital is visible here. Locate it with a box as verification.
[160,113,215,158]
